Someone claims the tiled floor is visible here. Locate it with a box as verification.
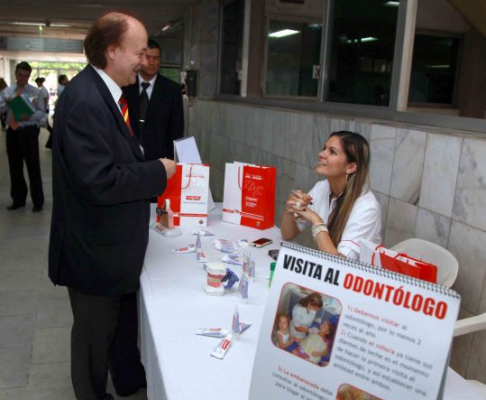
[0,128,147,400]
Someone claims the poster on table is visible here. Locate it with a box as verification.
[249,242,460,400]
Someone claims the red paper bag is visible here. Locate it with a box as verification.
[222,162,276,230]
[379,252,438,283]
[157,164,210,227]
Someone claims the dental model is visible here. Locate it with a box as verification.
[205,262,227,296]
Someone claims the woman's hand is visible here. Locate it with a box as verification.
[293,206,324,225]
[284,189,313,215]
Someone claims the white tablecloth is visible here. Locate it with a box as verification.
[140,205,484,400]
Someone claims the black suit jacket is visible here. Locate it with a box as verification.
[48,65,167,296]
[123,74,184,160]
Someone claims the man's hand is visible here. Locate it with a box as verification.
[160,158,176,179]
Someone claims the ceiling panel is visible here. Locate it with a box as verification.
[0,0,197,40]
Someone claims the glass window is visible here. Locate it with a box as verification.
[219,0,245,95]
[325,0,400,106]
[409,34,461,105]
[265,20,322,97]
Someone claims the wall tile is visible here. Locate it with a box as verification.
[419,134,462,218]
[384,198,418,248]
[448,221,486,314]
[369,124,396,195]
[312,114,332,152]
[414,208,451,248]
[453,138,486,231]
[291,113,314,166]
[373,191,389,244]
[390,129,427,204]
[244,107,264,150]
[261,108,275,154]
[272,110,288,158]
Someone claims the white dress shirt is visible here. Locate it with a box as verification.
[138,73,157,99]
[296,179,382,260]
[0,83,45,128]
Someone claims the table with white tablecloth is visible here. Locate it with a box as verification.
[139,205,484,400]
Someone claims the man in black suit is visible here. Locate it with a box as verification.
[123,39,184,162]
[48,11,176,400]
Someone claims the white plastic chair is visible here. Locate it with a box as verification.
[453,313,486,397]
[390,238,459,287]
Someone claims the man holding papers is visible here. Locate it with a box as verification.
[0,61,46,212]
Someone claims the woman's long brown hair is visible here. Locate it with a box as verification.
[327,131,370,246]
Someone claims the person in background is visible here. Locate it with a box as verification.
[48,11,176,400]
[35,77,52,134]
[0,62,45,212]
[46,75,70,149]
[123,39,184,164]
[0,78,7,131]
[57,74,69,97]
[281,131,381,260]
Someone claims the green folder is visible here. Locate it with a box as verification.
[9,94,36,122]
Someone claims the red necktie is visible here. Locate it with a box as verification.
[118,95,133,136]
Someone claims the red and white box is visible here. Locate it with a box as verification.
[157,163,210,227]
[222,162,276,230]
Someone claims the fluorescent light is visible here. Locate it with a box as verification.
[384,1,400,7]
[9,21,71,28]
[430,65,450,69]
[346,37,378,44]
[361,37,378,42]
[269,29,300,38]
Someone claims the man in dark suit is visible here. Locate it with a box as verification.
[48,11,176,400]
[123,39,184,162]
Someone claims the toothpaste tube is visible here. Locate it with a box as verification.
[197,250,208,263]
[231,305,240,340]
[171,245,196,254]
[192,229,215,236]
[221,254,244,266]
[213,239,238,254]
[196,328,229,338]
[210,334,233,360]
[238,273,249,302]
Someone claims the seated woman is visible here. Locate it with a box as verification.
[281,131,381,260]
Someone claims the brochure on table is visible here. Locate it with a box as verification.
[249,242,461,400]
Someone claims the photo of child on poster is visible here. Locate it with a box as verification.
[336,384,384,400]
[271,283,342,367]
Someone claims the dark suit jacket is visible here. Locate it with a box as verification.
[48,65,167,296]
[123,74,184,160]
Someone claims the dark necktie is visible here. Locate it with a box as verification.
[139,81,150,132]
[118,95,133,136]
